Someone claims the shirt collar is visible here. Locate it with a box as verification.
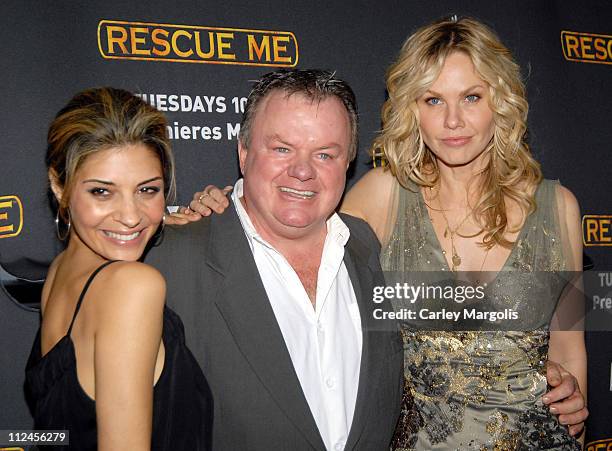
[231,178,350,250]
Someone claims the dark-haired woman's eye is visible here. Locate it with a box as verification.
[88,187,110,197]
[140,186,161,195]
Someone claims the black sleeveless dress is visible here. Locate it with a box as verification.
[25,261,213,450]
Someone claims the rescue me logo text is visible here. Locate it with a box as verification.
[583,215,612,246]
[0,195,23,239]
[561,30,612,65]
[98,20,298,67]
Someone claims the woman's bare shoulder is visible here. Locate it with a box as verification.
[89,261,166,323]
[342,167,398,243]
[556,183,580,213]
[342,167,396,217]
[354,166,396,188]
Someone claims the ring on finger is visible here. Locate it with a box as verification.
[198,192,211,203]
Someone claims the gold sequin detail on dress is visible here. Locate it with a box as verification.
[382,180,580,450]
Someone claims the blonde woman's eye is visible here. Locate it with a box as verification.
[465,94,480,103]
[425,97,442,105]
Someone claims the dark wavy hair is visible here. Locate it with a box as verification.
[46,87,176,222]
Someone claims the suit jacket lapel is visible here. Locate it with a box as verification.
[343,234,380,450]
[206,206,326,450]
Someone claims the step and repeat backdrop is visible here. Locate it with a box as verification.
[1,0,610,447]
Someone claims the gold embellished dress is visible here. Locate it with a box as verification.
[381,180,581,451]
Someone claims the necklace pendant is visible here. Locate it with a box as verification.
[452,254,462,268]
[444,227,449,238]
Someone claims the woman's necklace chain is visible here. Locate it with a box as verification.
[435,188,490,273]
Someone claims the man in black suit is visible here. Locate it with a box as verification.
[146,69,403,450]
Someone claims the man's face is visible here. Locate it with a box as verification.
[239,90,351,241]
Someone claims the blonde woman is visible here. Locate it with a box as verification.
[340,17,586,450]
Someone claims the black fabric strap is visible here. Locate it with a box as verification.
[66,260,117,336]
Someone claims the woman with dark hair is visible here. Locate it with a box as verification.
[25,87,212,450]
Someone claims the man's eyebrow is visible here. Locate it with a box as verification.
[317,143,342,150]
[267,134,294,146]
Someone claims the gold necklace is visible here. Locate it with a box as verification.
[437,196,472,271]
[436,195,493,275]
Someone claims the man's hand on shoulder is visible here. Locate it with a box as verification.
[164,185,232,226]
[543,360,588,436]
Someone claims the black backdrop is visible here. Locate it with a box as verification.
[1,1,610,447]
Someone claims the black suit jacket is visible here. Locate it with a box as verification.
[145,205,402,450]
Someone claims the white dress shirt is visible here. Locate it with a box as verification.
[231,179,362,451]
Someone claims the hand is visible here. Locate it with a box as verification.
[163,209,202,225]
[188,185,233,216]
[543,361,588,436]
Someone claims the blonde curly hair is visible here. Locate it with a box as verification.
[373,16,542,248]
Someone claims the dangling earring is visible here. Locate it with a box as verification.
[55,210,71,241]
[152,213,166,247]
